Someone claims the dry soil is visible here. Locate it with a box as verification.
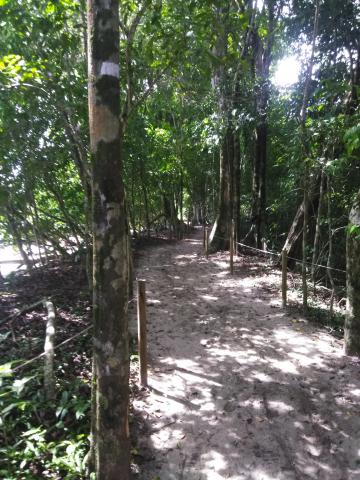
[129,229,360,480]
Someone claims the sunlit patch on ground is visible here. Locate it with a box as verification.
[130,230,360,479]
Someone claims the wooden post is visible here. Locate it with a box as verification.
[281,250,288,308]
[137,280,148,387]
[205,227,209,259]
[43,299,56,400]
[203,224,206,247]
[230,220,234,275]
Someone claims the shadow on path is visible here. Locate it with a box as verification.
[130,229,360,480]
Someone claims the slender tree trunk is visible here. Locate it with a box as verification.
[87,1,130,478]
[302,174,308,313]
[129,166,137,237]
[326,176,335,317]
[140,169,150,239]
[300,0,320,313]
[344,189,360,355]
[282,172,321,259]
[209,5,232,252]
[252,120,267,248]
[45,181,84,245]
[7,211,33,272]
[250,0,276,250]
[179,174,184,238]
[311,169,325,288]
[210,128,233,251]
[233,130,241,253]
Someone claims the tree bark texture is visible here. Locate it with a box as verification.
[210,128,233,251]
[250,0,275,249]
[344,189,360,355]
[87,1,130,478]
[311,169,325,284]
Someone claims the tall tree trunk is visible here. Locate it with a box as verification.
[250,0,276,249]
[209,5,232,252]
[140,159,150,238]
[252,120,267,248]
[326,176,335,317]
[87,1,130,478]
[233,130,241,252]
[210,128,233,251]
[344,189,360,355]
[311,168,325,287]
[302,175,309,313]
[300,0,320,312]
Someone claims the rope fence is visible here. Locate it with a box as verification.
[13,325,92,373]
[1,291,143,393]
[1,227,347,396]
[202,226,346,313]
[205,230,346,274]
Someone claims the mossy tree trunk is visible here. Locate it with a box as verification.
[345,189,360,355]
[87,1,130,479]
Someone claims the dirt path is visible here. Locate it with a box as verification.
[130,229,360,480]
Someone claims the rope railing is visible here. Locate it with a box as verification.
[208,232,346,274]
[2,227,347,380]
[3,295,137,375]
[13,325,92,373]
[202,229,346,312]
[237,240,346,274]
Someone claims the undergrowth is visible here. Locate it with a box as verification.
[0,358,91,479]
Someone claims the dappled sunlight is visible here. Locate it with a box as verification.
[268,358,299,375]
[130,231,360,479]
[249,469,280,480]
[200,294,219,302]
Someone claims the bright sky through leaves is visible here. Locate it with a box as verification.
[272,56,301,88]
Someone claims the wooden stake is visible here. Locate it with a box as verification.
[137,280,148,387]
[43,299,56,400]
[281,250,288,308]
[230,220,234,275]
[205,227,209,259]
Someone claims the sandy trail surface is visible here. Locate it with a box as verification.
[130,229,360,480]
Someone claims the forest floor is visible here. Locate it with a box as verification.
[130,228,360,480]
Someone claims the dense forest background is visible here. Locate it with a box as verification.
[1,0,359,274]
[0,0,360,479]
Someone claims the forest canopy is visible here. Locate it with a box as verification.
[0,0,359,479]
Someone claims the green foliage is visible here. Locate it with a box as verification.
[0,364,90,479]
[344,124,360,155]
[348,224,360,238]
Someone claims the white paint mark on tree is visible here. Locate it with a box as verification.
[100,62,119,78]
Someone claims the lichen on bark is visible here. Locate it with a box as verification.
[87,0,130,479]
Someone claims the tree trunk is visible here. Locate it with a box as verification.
[209,5,231,252]
[140,159,151,238]
[300,0,320,313]
[87,1,130,478]
[282,172,321,260]
[252,120,267,249]
[233,130,241,252]
[311,168,325,286]
[6,210,33,272]
[344,189,360,355]
[326,176,335,317]
[302,174,309,313]
[250,0,276,249]
[210,128,233,251]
